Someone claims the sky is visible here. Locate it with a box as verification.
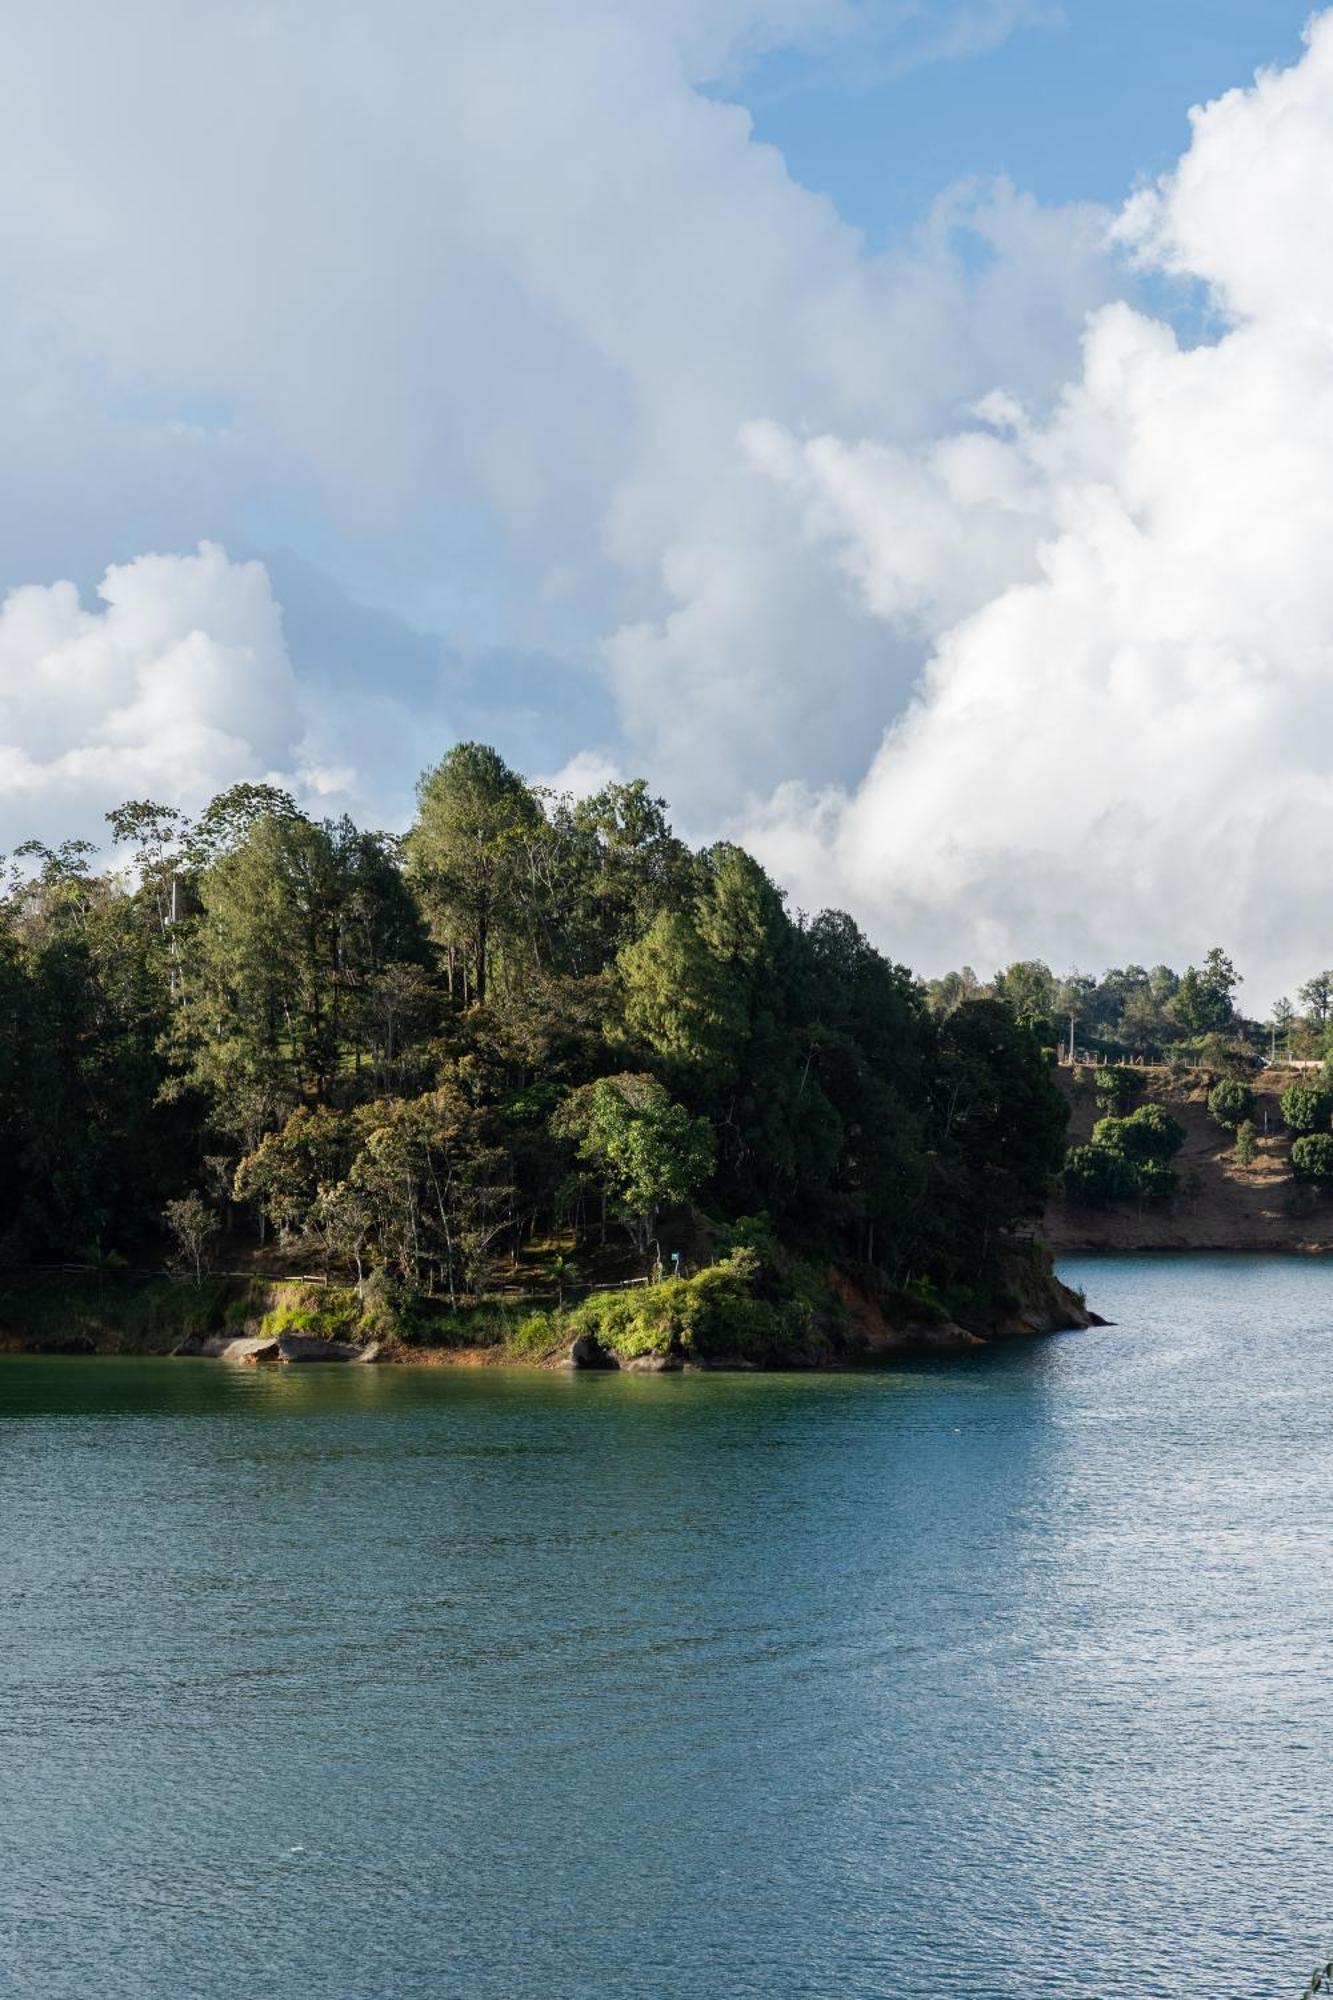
[0,0,1329,1004]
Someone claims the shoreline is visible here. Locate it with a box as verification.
[1052,1239,1333,1256]
[0,1336,1097,1370]
[0,1320,1098,1368]
[13,1243,1333,1366]
[0,1245,1098,1370]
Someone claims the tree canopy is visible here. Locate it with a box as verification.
[0,746,1073,1314]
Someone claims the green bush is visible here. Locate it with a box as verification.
[1064,1102,1184,1207]
[257,1287,363,1344]
[713,1211,783,1267]
[508,1250,834,1365]
[1281,1084,1332,1133]
[1207,1078,1254,1130]
[506,1310,566,1360]
[1092,1102,1185,1164]
[1134,1160,1180,1202]
[1094,1066,1137,1115]
[561,1249,774,1360]
[1062,1143,1137,1206]
[1194,1032,1244,1072]
[1234,1119,1257,1166]
[359,1267,417,1340]
[902,1273,947,1318]
[1291,1133,1333,1184]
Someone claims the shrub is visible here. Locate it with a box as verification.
[903,1273,947,1318]
[1094,1066,1137,1115]
[714,1211,782,1267]
[1064,1102,1184,1207]
[1134,1160,1180,1202]
[1195,1032,1249,1073]
[1291,1133,1333,1184]
[1234,1119,1257,1166]
[1131,1103,1186,1161]
[523,1249,832,1364]
[1062,1143,1137,1207]
[1281,1084,1332,1133]
[1208,1078,1254,1130]
[507,1310,565,1360]
[561,1249,779,1360]
[1093,1102,1185,1165]
[361,1265,409,1323]
[258,1286,362,1344]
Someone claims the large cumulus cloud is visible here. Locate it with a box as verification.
[6,0,1330,1004]
[742,15,1333,1003]
[0,0,1110,843]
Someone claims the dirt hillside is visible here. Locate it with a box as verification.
[1043,1064,1333,1252]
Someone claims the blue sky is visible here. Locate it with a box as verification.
[734,2,1315,240]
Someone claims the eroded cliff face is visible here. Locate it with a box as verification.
[824,1242,1099,1362]
[1045,1065,1333,1253]
[975,1239,1103,1338]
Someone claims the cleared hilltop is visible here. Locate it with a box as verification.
[1044,1062,1333,1253]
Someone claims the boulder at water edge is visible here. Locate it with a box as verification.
[564,1331,618,1369]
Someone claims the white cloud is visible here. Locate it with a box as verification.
[0,0,1114,832]
[0,544,321,846]
[741,13,1333,1003]
[532,750,627,802]
[8,0,1330,1003]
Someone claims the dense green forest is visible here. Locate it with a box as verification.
[0,744,1073,1351]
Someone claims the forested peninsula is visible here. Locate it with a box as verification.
[0,744,1092,1368]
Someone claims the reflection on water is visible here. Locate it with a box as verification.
[0,1254,1329,1998]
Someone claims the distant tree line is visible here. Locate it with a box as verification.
[927,950,1251,1061]
[927,949,1333,1070]
[924,950,1333,1211]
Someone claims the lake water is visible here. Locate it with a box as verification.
[1,1254,1330,1999]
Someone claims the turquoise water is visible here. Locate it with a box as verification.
[1,1254,1330,1998]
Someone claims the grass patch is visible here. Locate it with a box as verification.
[256,1286,364,1345]
[491,1250,842,1366]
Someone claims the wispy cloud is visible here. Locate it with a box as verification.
[720,0,1065,99]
